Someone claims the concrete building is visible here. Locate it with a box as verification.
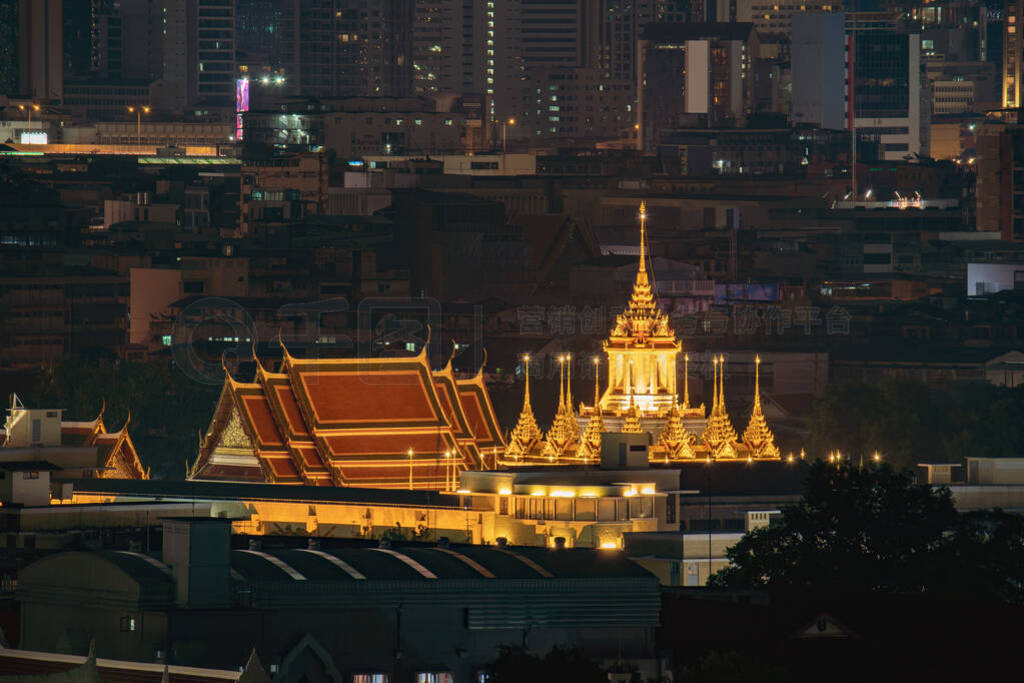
[975,121,1024,240]
[17,0,62,102]
[791,12,847,130]
[848,19,928,161]
[153,0,237,112]
[639,23,758,151]
[239,152,327,235]
[1004,0,1023,108]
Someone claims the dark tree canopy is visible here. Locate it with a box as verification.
[28,359,220,480]
[487,646,606,683]
[709,462,1024,602]
[807,379,1024,471]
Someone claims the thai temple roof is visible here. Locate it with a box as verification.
[193,339,505,489]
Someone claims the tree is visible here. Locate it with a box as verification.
[708,461,958,593]
[808,378,1024,469]
[487,646,606,683]
[28,359,220,479]
[709,462,1024,602]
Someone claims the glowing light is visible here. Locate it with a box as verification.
[456,488,471,494]
[623,488,638,497]
[530,490,545,497]
[550,489,575,498]
[599,541,619,550]
[498,488,512,496]
[640,486,655,495]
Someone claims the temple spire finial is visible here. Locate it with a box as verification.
[565,353,573,408]
[592,357,601,409]
[683,353,690,409]
[561,356,569,409]
[638,201,648,274]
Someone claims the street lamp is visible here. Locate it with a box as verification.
[127,106,151,145]
[18,104,40,126]
[502,117,515,154]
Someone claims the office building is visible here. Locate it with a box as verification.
[848,16,928,160]
[791,11,847,130]
[154,0,236,112]
[638,23,758,151]
[18,0,63,102]
[293,0,413,99]
[1004,0,1022,108]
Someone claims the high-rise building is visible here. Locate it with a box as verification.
[791,11,847,130]
[0,0,19,95]
[292,0,413,98]
[1004,0,1022,108]
[638,23,758,150]
[154,0,236,112]
[848,13,928,161]
[18,0,63,102]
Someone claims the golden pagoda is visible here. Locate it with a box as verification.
[505,355,543,460]
[598,202,681,416]
[620,394,644,433]
[742,356,781,459]
[543,355,579,459]
[577,358,606,461]
[657,402,696,461]
[702,355,740,459]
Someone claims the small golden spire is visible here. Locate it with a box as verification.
[743,354,780,459]
[561,356,569,409]
[592,357,601,409]
[638,201,648,275]
[565,353,573,409]
[505,354,542,460]
[683,353,690,409]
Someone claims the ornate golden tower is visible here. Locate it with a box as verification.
[742,356,781,459]
[544,355,579,459]
[702,355,739,459]
[506,355,542,459]
[577,357,606,461]
[658,402,696,460]
[599,202,681,416]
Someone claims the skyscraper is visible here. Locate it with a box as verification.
[293,0,413,98]
[154,0,236,112]
[1004,0,1022,108]
[848,16,927,160]
[18,0,63,102]
[0,0,19,95]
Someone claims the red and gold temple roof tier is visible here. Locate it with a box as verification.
[61,409,147,480]
[455,366,506,452]
[256,365,335,486]
[194,378,303,485]
[194,345,504,489]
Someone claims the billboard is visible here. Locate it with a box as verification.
[235,78,250,141]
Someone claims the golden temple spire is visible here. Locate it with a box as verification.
[565,353,573,409]
[703,354,739,458]
[683,353,690,409]
[621,393,643,433]
[711,356,719,413]
[557,355,566,410]
[743,355,781,459]
[506,355,542,460]
[638,201,648,275]
[578,357,605,461]
[658,402,695,461]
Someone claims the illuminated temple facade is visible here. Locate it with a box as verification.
[192,343,505,489]
[503,203,781,464]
